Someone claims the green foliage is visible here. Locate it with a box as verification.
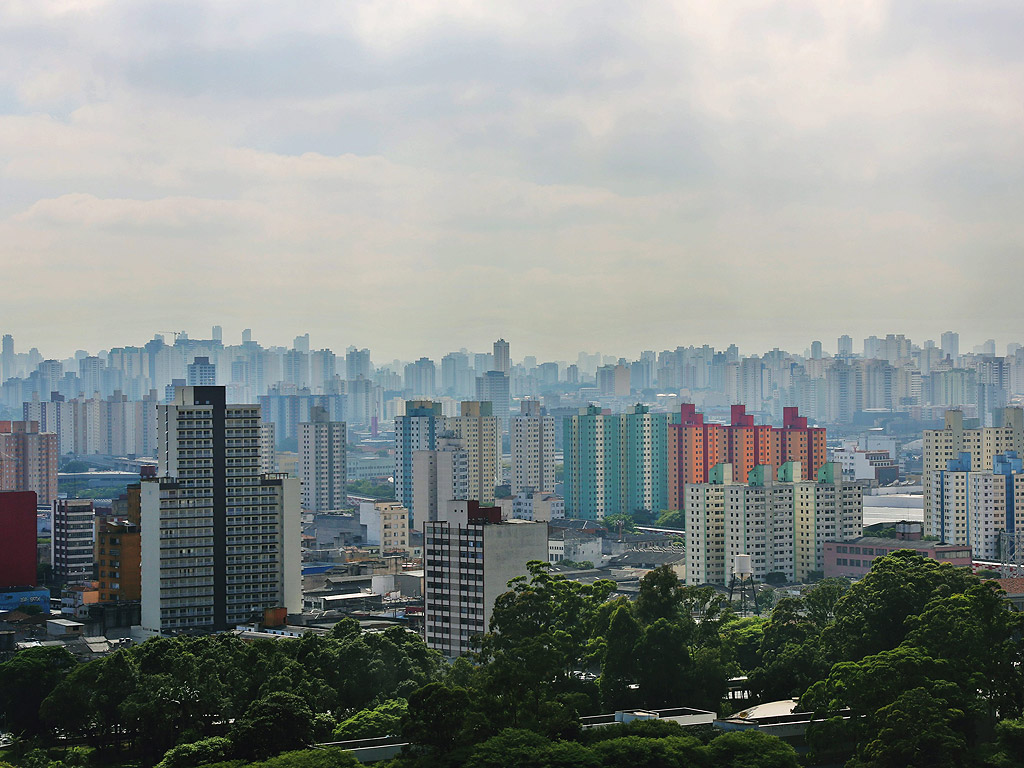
[230,692,315,760]
[977,569,1001,580]
[705,729,800,767]
[156,737,234,768]
[401,683,471,755]
[655,509,685,529]
[333,698,406,741]
[988,718,1024,768]
[346,479,394,499]
[600,514,635,533]
[0,646,76,736]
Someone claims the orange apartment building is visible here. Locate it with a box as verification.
[95,484,142,603]
[667,404,826,509]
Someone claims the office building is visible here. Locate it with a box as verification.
[445,401,501,506]
[923,408,1024,539]
[394,400,444,520]
[510,401,556,495]
[685,461,862,585]
[140,386,301,634]
[667,405,825,511]
[0,420,59,506]
[299,406,347,512]
[563,404,669,521]
[52,498,95,584]
[424,500,547,657]
[0,491,37,588]
[930,451,1024,560]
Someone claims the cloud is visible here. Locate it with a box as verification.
[1,0,1023,359]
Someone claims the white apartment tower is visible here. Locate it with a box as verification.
[412,434,469,523]
[424,500,547,657]
[300,406,347,512]
[511,400,556,495]
[445,401,501,506]
[141,386,300,634]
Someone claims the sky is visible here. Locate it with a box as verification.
[2,0,1023,362]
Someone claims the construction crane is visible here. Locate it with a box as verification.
[157,330,186,343]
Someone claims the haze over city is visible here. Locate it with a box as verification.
[4,1,1024,359]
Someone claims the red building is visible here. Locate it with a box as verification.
[0,490,38,588]
[667,404,826,509]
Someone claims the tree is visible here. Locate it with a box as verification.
[463,729,550,768]
[853,687,968,768]
[599,604,640,711]
[988,718,1024,768]
[636,619,689,708]
[635,565,684,625]
[230,692,314,759]
[156,737,235,768]
[333,698,406,741]
[402,683,471,755]
[0,645,76,736]
[655,509,685,529]
[706,729,800,768]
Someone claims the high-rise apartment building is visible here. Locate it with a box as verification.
[510,401,556,495]
[685,461,861,585]
[667,405,825,511]
[395,400,443,520]
[445,401,501,506]
[563,404,669,520]
[923,408,1024,539]
[424,500,547,657]
[140,386,300,634]
[299,406,347,511]
[187,356,217,386]
[53,498,95,584]
[413,435,469,523]
[0,420,59,506]
[475,370,510,433]
[404,358,437,397]
[23,395,75,455]
[493,339,510,375]
[0,491,37,588]
[837,335,854,357]
[941,331,960,362]
[930,451,1024,559]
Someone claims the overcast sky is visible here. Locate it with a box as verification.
[3,0,1023,361]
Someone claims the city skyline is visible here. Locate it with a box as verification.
[0,324,1018,366]
[3,2,1023,359]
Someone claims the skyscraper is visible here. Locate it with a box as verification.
[394,400,443,519]
[510,401,556,495]
[563,404,668,520]
[187,356,217,386]
[445,401,501,506]
[941,331,960,361]
[0,420,59,506]
[475,370,510,433]
[299,406,347,511]
[140,386,300,634]
[493,338,510,375]
[52,498,95,585]
[923,408,1024,539]
[412,434,469,523]
[424,501,546,657]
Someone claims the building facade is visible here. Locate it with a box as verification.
[140,386,301,634]
[394,400,443,521]
[299,406,347,511]
[0,490,37,588]
[685,461,862,585]
[510,401,556,495]
[52,498,95,584]
[424,501,547,657]
[0,420,58,506]
[563,404,669,520]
